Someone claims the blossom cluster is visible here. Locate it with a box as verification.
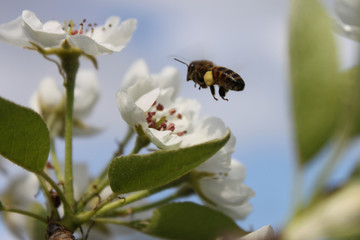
[0,9,264,240]
[117,59,255,219]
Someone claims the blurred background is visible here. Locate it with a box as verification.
[0,0,359,239]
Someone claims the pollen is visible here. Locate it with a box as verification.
[204,71,214,86]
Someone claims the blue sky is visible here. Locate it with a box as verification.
[0,0,359,239]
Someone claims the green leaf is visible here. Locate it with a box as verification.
[0,200,4,210]
[109,130,230,194]
[127,202,246,240]
[289,0,341,166]
[0,97,50,172]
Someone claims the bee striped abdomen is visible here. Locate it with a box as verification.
[212,67,245,91]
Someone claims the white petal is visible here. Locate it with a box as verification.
[99,18,137,47]
[116,90,147,128]
[146,128,182,149]
[239,225,275,240]
[68,34,119,56]
[37,76,63,109]
[126,78,158,104]
[228,159,246,181]
[29,92,41,114]
[73,69,99,119]
[151,66,182,98]
[121,59,150,89]
[135,88,160,112]
[22,10,65,48]
[181,117,231,173]
[216,201,253,220]
[69,18,136,56]
[2,212,28,239]
[200,177,255,206]
[2,172,39,207]
[0,15,30,47]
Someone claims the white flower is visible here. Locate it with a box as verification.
[117,60,188,149]
[238,225,275,240]
[198,159,255,219]
[121,59,181,98]
[29,68,100,137]
[334,0,360,41]
[0,10,137,56]
[1,171,40,239]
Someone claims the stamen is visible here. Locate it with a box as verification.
[168,123,175,131]
[177,113,182,119]
[160,123,167,130]
[156,103,164,111]
[169,108,176,115]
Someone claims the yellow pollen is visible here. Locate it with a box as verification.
[204,71,214,86]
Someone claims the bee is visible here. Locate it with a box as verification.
[174,58,245,101]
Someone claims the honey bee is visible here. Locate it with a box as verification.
[174,58,245,101]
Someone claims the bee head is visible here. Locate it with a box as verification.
[186,62,196,82]
[174,58,191,81]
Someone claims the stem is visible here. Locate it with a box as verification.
[76,128,134,211]
[95,181,181,217]
[114,186,194,216]
[50,138,64,182]
[38,171,72,216]
[75,192,119,223]
[76,178,109,212]
[113,127,135,157]
[93,217,128,226]
[3,208,47,223]
[62,55,80,210]
[37,175,60,220]
[130,135,150,155]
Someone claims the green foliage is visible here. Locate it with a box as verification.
[289,0,342,166]
[0,97,50,172]
[109,130,230,194]
[127,202,246,240]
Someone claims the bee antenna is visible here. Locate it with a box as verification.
[174,58,189,67]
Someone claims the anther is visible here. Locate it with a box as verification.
[177,113,182,119]
[168,123,175,131]
[156,103,164,111]
[169,108,176,115]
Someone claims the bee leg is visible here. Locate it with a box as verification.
[210,85,218,101]
[219,86,229,101]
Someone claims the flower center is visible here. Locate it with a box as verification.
[63,19,111,36]
[146,101,187,136]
